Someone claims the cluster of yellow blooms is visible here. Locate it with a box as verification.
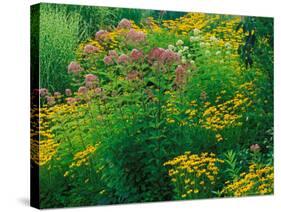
[48,103,96,158]
[46,103,85,122]
[198,81,254,141]
[164,83,253,137]
[162,13,244,51]
[31,107,59,166]
[63,144,98,179]
[203,17,244,50]
[164,151,224,199]
[201,93,251,131]
[222,164,274,197]
[32,101,93,167]
[162,13,210,34]
[184,100,199,126]
[69,145,97,168]
[143,16,161,33]
[164,90,180,124]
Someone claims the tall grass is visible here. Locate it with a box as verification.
[39,4,80,92]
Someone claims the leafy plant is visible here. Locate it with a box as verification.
[223,150,241,180]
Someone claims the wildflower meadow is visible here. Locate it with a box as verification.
[31,3,273,208]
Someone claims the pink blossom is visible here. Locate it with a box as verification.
[130,49,143,61]
[126,29,146,43]
[68,61,83,74]
[94,87,102,94]
[66,97,77,105]
[175,65,187,87]
[65,89,72,96]
[85,81,94,89]
[108,50,118,59]
[83,44,99,54]
[95,30,108,41]
[126,70,140,81]
[148,47,165,62]
[117,19,131,29]
[117,54,130,64]
[46,96,55,106]
[103,55,114,65]
[39,88,48,97]
[77,86,88,96]
[85,74,98,82]
[54,92,61,98]
[250,144,261,152]
[160,49,180,64]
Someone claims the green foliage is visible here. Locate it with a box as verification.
[223,150,241,180]
[237,17,273,81]
[92,57,185,203]
[39,4,80,92]
[33,7,274,208]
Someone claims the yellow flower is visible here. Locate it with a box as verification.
[164,152,223,198]
[63,171,69,177]
[166,118,175,124]
[222,164,273,196]
[215,134,223,142]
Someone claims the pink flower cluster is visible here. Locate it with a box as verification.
[126,29,146,43]
[39,88,48,97]
[65,89,72,96]
[130,49,143,61]
[40,88,70,106]
[95,30,108,41]
[148,48,180,64]
[84,74,99,89]
[53,92,61,98]
[160,49,180,64]
[117,18,131,29]
[103,55,114,65]
[250,144,261,152]
[175,65,187,87]
[117,54,130,64]
[85,74,98,82]
[68,61,83,74]
[126,70,140,81]
[108,50,118,59]
[94,87,102,95]
[103,49,143,65]
[103,50,119,65]
[78,86,88,96]
[148,47,165,62]
[66,97,78,105]
[46,96,55,106]
[83,44,99,54]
